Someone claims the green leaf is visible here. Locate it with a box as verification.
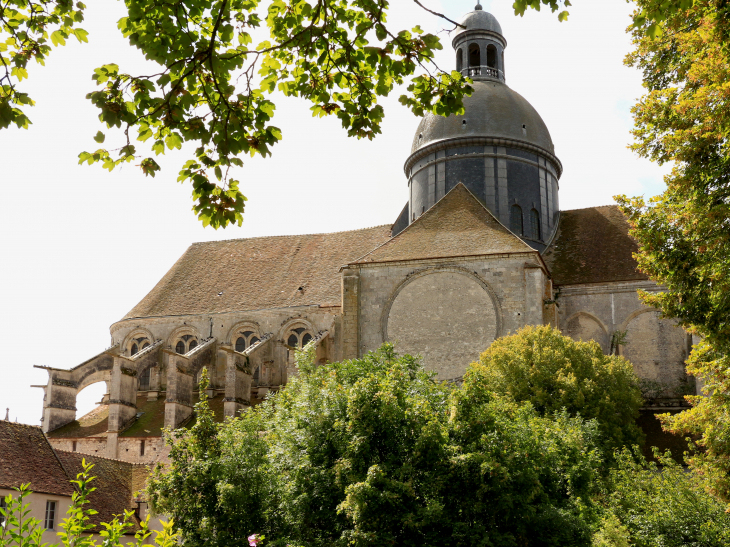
[93,131,105,143]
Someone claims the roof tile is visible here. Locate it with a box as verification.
[0,421,74,496]
[122,226,392,320]
[352,183,534,265]
[543,205,647,285]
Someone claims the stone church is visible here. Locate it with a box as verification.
[39,6,693,463]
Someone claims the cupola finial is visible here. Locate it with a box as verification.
[475,1,483,10]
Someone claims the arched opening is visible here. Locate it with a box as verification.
[530,208,541,240]
[75,381,107,419]
[510,205,523,236]
[456,48,463,72]
[468,43,480,67]
[486,44,497,68]
[175,341,185,354]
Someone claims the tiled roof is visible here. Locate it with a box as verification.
[56,451,147,531]
[48,394,227,439]
[122,226,392,320]
[543,205,647,285]
[0,421,74,496]
[351,184,535,265]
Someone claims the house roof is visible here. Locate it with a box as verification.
[56,451,147,531]
[543,205,647,285]
[0,421,74,496]
[351,183,535,265]
[120,225,392,321]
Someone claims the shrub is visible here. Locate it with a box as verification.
[465,325,644,457]
[605,448,730,546]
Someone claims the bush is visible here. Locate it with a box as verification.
[605,448,730,546]
[149,344,604,547]
[465,325,644,457]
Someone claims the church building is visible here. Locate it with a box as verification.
[38,5,694,464]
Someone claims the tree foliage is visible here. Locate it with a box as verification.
[602,448,730,547]
[2,0,474,228]
[617,0,730,502]
[149,344,603,547]
[466,325,644,458]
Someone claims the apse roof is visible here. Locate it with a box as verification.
[351,183,536,265]
[543,205,648,285]
[120,225,392,321]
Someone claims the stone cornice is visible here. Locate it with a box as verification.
[405,136,563,178]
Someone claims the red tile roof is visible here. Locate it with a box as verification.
[0,421,74,496]
[56,451,147,531]
[543,205,647,285]
[121,225,392,320]
[351,183,535,265]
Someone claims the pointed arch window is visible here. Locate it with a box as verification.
[530,209,541,240]
[510,205,524,236]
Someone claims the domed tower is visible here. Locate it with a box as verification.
[397,4,562,251]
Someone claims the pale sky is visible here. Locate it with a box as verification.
[0,0,667,425]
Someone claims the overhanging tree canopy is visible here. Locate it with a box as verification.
[1,0,678,228]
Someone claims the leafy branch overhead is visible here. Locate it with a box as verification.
[0,0,689,228]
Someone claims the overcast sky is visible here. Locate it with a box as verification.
[0,0,667,425]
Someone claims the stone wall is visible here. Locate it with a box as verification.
[354,253,549,380]
[557,280,692,403]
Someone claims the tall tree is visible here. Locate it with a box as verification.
[616,0,730,502]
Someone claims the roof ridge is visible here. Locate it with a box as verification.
[351,183,534,264]
[0,420,42,429]
[56,449,149,466]
[562,204,620,212]
[191,224,392,246]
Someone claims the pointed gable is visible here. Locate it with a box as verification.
[352,183,534,265]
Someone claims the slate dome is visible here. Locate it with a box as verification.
[451,7,503,39]
[410,81,556,158]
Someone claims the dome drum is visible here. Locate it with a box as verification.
[405,143,559,251]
